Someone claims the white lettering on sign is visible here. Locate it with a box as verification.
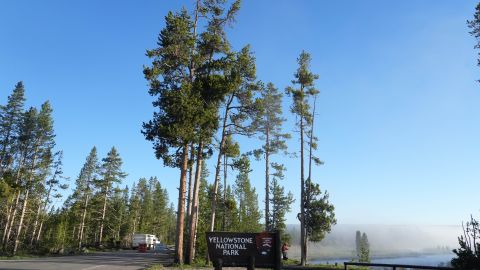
[215,243,247,250]
[223,249,240,255]
[208,237,253,244]
[208,236,253,256]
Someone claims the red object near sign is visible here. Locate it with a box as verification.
[138,243,147,253]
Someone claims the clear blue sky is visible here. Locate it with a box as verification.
[1,0,479,226]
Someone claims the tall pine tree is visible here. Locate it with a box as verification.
[73,147,99,249]
[143,8,202,263]
[252,82,290,230]
[13,102,55,255]
[95,147,126,245]
[1,82,26,248]
[0,82,25,176]
[143,1,243,263]
[286,51,319,265]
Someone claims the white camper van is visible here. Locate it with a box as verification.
[132,234,158,249]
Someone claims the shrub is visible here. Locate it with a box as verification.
[451,215,480,269]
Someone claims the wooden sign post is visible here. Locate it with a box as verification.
[206,231,281,270]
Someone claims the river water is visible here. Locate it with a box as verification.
[311,253,454,267]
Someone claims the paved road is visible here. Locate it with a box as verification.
[0,249,174,270]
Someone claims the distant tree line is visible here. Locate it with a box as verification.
[0,84,178,255]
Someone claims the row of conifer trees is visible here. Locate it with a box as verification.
[0,82,274,258]
[0,83,179,255]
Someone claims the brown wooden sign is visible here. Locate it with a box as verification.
[206,231,281,270]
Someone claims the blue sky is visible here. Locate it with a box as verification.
[1,0,479,226]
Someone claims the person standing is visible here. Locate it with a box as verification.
[282,242,289,260]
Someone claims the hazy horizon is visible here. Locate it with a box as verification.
[285,223,461,259]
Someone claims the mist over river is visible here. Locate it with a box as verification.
[311,253,454,267]
[285,224,461,266]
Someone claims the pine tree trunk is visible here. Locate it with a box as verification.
[36,175,55,243]
[193,201,200,254]
[265,125,270,231]
[99,188,109,245]
[2,195,16,245]
[78,193,89,249]
[222,154,227,231]
[307,95,317,187]
[209,99,231,233]
[2,201,13,245]
[12,146,37,255]
[3,157,25,247]
[186,144,195,225]
[175,143,189,264]
[29,202,42,246]
[13,189,29,255]
[304,95,318,265]
[36,220,44,243]
[187,141,203,264]
[272,178,277,229]
[4,190,20,249]
[187,0,200,230]
[300,86,306,266]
